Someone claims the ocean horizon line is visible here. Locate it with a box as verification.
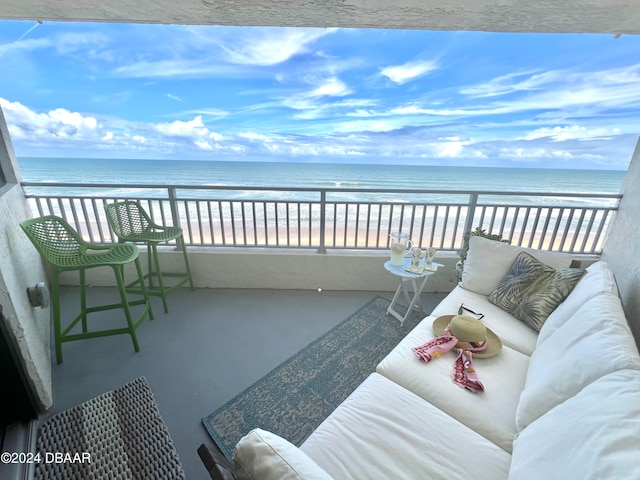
[16,156,628,172]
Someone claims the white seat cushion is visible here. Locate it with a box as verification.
[376,316,530,452]
[430,286,538,356]
[536,260,617,346]
[515,292,640,431]
[509,369,640,480]
[301,373,511,480]
[460,236,572,296]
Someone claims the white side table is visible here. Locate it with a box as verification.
[384,258,443,326]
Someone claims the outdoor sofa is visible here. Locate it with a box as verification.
[200,236,640,479]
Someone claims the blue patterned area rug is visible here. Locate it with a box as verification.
[202,295,421,460]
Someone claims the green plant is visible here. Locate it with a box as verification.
[459,227,510,264]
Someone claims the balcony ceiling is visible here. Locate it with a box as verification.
[0,0,638,34]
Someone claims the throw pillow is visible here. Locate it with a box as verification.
[513,266,586,331]
[489,252,586,331]
[488,252,554,313]
[460,236,572,295]
[233,428,333,480]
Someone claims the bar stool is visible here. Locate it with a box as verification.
[20,215,153,364]
[104,200,194,313]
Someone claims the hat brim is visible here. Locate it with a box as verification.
[432,315,502,359]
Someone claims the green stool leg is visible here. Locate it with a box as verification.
[51,269,63,364]
[151,242,169,313]
[80,269,88,333]
[113,264,140,353]
[134,257,154,321]
[179,235,195,290]
[147,243,154,289]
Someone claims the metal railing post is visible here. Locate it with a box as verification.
[318,190,326,254]
[168,186,182,251]
[463,193,479,236]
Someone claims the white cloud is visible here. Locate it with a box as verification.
[155,116,209,138]
[0,97,100,141]
[460,64,640,118]
[461,70,562,97]
[167,94,182,102]
[194,140,214,150]
[238,132,271,142]
[0,31,110,61]
[434,137,473,158]
[114,27,336,79]
[381,60,438,85]
[522,125,621,142]
[390,105,467,116]
[309,77,351,97]
[281,76,358,119]
[216,28,334,66]
[153,115,225,149]
[182,108,229,119]
[114,59,242,78]
[52,32,111,56]
[0,37,50,57]
[335,120,397,132]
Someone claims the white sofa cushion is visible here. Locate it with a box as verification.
[509,369,640,480]
[460,236,572,296]
[536,260,617,346]
[301,373,511,480]
[376,316,530,452]
[515,292,640,431]
[431,285,538,356]
[234,428,333,480]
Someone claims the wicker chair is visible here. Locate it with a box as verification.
[104,201,194,313]
[20,215,153,364]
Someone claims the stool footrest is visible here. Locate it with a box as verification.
[126,274,192,296]
[60,302,151,349]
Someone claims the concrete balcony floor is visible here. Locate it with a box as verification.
[44,286,447,479]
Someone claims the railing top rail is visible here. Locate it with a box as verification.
[20,181,623,199]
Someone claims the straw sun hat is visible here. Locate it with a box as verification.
[432,314,502,358]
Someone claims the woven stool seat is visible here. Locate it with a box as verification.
[52,244,139,268]
[21,215,153,364]
[105,201,194,313]
[117,225,184,244]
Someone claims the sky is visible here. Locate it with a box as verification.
[0,21,639,169]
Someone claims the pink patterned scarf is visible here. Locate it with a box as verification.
[412,326,487,393]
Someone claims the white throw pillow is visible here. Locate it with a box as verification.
[234,429,333,480]
[515,292,640,431]
[536,260,617,346]
[460,236,572,296]
[509,370,640,480]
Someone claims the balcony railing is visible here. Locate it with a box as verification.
[20,182,621,255]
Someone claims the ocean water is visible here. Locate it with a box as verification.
[17,157,625,206]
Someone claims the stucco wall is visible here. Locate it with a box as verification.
[1,105,52,411]
[2,0,640,34]
[0,184,52,411]
[603,138,640,345]
[59,249,462,292]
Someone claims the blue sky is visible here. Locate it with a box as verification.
[0,21,639,169]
